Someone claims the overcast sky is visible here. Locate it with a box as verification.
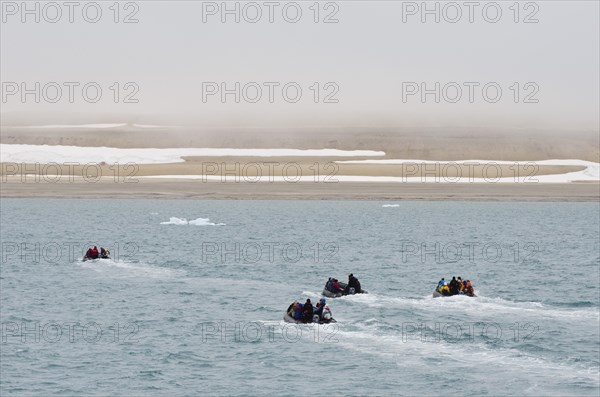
[1,1,598,131]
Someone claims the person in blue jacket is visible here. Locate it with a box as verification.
[437,278,445,291]
[293,303,303,320]
[313,298,327,319]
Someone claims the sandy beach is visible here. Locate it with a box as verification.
[1,177,598,201]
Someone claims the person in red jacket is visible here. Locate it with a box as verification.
[91,246,99,259]
[85,247,94,259]
[331,278,342,292]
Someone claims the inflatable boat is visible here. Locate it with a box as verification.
[322,282,368,298]
[433,289,476,298]
[82,254,110,262]
[283,313,336,324]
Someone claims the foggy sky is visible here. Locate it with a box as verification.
[1,1,599,132]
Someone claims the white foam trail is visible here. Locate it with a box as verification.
[160,217,225,226]
[346,293,599,321]
[0,144,385,164]
[79,258,183,278]
[382,204,400,207]
[335,324,599,384]
[301,291,323,300]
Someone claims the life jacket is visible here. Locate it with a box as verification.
[466,280,472,288]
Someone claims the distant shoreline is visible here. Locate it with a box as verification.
[1,180,598,201]
[2,129,598,200]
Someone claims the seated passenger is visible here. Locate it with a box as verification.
[449,277,460,295]
[331,278,342,293]
[293,302,303,320]
[314,298,327,319]
[85,248,94,259]
[441,282,450,296]
[437,278,445,291]
[91,246,99,259]
[346,273,361,294]
[457,277,464,292]
[325,278,333,292]
[320,306,333,323]
[465,280,474,296]
[287,301,298,317]
[301,299,314,323]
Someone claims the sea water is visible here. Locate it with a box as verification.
[1,199,598,396]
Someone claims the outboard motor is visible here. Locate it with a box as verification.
[349,287,356,295]
[312,314,320,323]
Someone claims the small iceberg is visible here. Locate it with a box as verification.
[160,217,225,226]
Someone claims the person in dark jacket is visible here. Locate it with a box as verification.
[449,276,459,295]
[301,299,314,323]
[346,273,362,294]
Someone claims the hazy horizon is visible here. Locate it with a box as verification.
[1,1,599,132]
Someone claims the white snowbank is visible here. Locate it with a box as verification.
[0,144,385,164]
[8,123,170,129]
[14,123,128,129]
[2,144,596,183]
[334,159,600,183]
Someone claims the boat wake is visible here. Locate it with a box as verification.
[79,258,184,278]
[340,292,599,321]
[334,321,599,387]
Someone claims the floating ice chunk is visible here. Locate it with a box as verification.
[160,217,225,226]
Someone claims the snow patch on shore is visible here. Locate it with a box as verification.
[0,144,385,164]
